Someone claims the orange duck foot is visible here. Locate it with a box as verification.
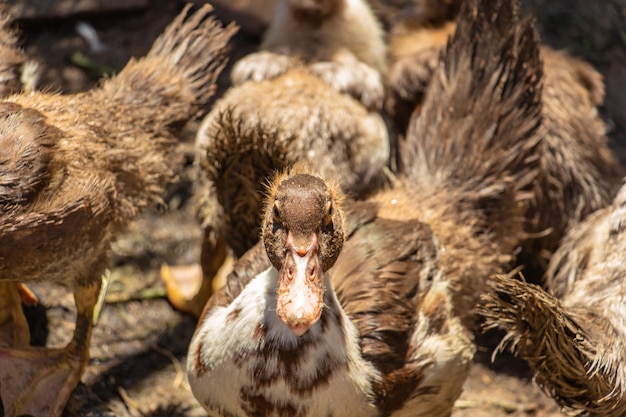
[161,234,234,318]
[160,256,234,318]
[0,345,87,417]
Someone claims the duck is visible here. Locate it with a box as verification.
[0,6,40,351]
[384,0,625,267]
[188,167,474,417]
[388,0,545,328]
[186,0,548,414]
[162,0,391,316]
[0,5,235,416]
[230,0,387,111]
[481,178,626,416]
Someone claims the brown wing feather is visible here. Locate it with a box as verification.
[331,206,439,411]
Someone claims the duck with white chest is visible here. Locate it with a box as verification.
[189,172,376,416]
[188,168,472,417]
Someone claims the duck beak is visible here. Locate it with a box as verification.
[276,232,324,336]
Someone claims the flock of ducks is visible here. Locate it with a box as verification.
[0,0,624,416]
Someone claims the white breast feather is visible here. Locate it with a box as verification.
[187,267,380,417]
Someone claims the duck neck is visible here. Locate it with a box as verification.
[262,267,379,399]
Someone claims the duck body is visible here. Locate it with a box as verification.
[0,6,235,416]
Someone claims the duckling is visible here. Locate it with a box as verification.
[0,5,235,416]
[481,179,626,416]
[188,167,474,417]
[163,0,391,316]
[230,0,387,110]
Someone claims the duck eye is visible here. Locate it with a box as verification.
[324,201,333,226]
[273,200,281,222]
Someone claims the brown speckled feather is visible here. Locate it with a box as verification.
[330,212,440,414]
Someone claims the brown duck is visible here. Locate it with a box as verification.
[0,5,235,416]
[162,0,392,316]
[0,6,40,350]
[385,0,625,266]
[388,0,547,328]
[186,0,547,414]
[482,179,626,416]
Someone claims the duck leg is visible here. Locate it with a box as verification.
[0,280,100,417]
[0,283,31,348]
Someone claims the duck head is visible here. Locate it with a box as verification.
[262,172,344,336]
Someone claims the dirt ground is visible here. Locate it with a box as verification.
[8,0,626,416]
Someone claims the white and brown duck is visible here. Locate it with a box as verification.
[0,6,235,416]
[482,179,626,417]
[188,168,474,417]
[186,0,551,414]
[162,0,392,316]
